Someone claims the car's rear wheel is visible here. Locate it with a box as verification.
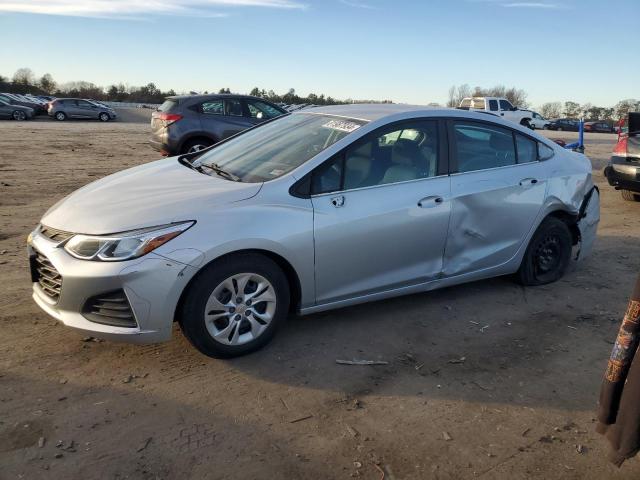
[12,110,26,121]
[516,217,572,286]
[182,138,213,154]
[98,112,110,122]
[621,190,640,202]
[55,111,66,121]
[179,253,290,358]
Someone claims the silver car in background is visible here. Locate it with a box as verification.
[28,105,600,358]
[48,98,117,122]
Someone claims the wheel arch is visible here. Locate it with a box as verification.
[173,248,303,323]
[546,209,580,246]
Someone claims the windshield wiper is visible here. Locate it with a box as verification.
[199,163,241,182]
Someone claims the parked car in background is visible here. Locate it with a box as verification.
[48,98,117,121]
[150,94,287,155]
[0,99,34,120]
[546,118,579,131]
[584,121,614,133]
[30,105,599,358]
[459,97,533,128]
[0,93,46,115]
[529,111,550,130]
[604,112,640,201]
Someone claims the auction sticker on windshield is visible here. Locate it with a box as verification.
[321,119,362,133]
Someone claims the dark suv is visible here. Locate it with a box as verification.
[150,94,287,155]
[546,118,579,132]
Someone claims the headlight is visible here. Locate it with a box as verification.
[64,221,194,261]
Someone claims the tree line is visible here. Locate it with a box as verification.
[447,83,638,122]
[0,68,388,106]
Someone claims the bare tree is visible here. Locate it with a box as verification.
[563,101,581,118]
[13,67,35,86]
[39,73,56,94]
[446,84,471,107]
[539,102,562,119]
[614,99,639,120]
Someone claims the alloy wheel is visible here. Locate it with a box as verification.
[13,110,26,121]
[187,144,207,153]
[204,273,276,346]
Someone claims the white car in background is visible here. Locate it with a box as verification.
[459,97,534,129]
[528,111,550,130]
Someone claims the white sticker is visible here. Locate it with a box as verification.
[321,119,361,133]
[269,169,285,176]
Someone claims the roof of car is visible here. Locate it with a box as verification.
[292,104,461,122]
[167,94,270,102]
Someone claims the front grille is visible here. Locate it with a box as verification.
[32,250,62,302]
[40,225,73,243]
[82,290,137,328]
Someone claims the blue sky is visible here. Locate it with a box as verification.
[0,0,637,108]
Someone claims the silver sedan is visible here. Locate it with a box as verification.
[28,105,600,357]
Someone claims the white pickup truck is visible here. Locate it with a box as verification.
[459,97,533,129]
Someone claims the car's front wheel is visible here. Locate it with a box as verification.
[520,119,532,129]
[98,112,110,122]
[621,190,640,202]
[179,253,290,358]
[516,217,572,286]
[12,110,26,121]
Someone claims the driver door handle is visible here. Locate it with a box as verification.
[519,178,538,186]
[417,196,443,208]
[330,195,345,208]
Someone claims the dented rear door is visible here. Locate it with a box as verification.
[442,120,548,277]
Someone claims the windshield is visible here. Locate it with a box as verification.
[194,113,367,182]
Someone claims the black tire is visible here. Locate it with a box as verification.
[621,190,640,202]
[516,217,572,286]
[98,112,110,122]
[179,253,290,358]
[557,126,563,131]
[12,110,26,121]
[55,111,66,121]
[520,119,532,129]
[181,138,213,154]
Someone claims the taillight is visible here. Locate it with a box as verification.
[153,112,183,127]
[613,135,628,156]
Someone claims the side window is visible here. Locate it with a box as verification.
[499,99,514,111]
[538,143,555,161]
[202,100,223,115]
[247,101,282,119]
[225,99,243,117]
[488,100,499,111]
[311,121,439,193]
[515,133,537,163]
[311,155,343,195]
[454,122,516,173]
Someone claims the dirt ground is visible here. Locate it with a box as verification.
[1,114,639,480]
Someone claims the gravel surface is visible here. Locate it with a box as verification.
[0,122,639,479]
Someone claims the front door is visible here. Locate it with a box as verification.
[443,120,547,276]
[311,119,451,304]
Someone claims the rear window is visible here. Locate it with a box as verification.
[158,99,178,112]
[461,98,486,109]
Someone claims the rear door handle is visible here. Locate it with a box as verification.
[519,178,538,186]
[417,196,443,208]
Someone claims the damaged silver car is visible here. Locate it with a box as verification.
[28,105,600,358]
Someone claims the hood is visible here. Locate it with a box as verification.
[42,158,262,234]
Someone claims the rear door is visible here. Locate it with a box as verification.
[443,120,548,277]
[198,98,253,141]
[0,101,10,118]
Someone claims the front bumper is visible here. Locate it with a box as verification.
[28,230,198,343]
[604,156,640,193]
